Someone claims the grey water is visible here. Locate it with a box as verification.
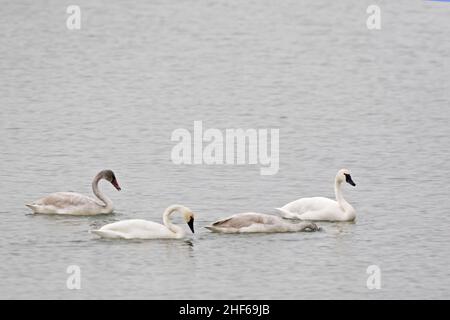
[1,0,449,299]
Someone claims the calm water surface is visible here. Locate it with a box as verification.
[1,0,449,299]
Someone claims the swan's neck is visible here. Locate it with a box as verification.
[163,206,184,235]
[92,174,113,212]
[334,179,349,211]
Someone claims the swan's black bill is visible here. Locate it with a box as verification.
[344,173,356,186]
[187,218,195,233]
[111,178,121,191]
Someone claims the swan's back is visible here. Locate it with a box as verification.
[279,197,355,221]
[206,212,318,233]
[211,213,282,229]
[92,219,179,239]
[27,192,102,215]
[282,197,337,213]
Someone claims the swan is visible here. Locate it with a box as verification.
[205,212,319,233]
[276,169,356,221]
[90,205,195,239]
[26,170,121,215]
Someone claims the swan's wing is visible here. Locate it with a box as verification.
[99,219,160,232]
[208,213,318,233]
[212,213,280,229]
[96,219,175,239]
[33,192,97,208]
[297,203,346,221]
[282,197,337,214]
[298,209,334,221]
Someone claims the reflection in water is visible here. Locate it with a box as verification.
[183,239,194,248]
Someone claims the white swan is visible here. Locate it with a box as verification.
[276,169,356,221]
[91,205,195,239]
[26,170,121,215]
[205,212,319,233]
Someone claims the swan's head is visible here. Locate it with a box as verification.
[101,170,121,191]
[337,169,356,187]
[181,207,195,234]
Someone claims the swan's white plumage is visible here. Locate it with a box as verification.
[205,212,319,233]
[91,205,194,240]
[91,219,184,239]
[276,197,354,221]
[277,169,356,222]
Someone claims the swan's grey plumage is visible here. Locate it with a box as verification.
[26,170,121,215]
[205,212,319,233]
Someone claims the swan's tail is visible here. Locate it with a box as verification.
[204,225,227,233]
[26,204,39,213]
[275,207,297,219]
[90,229,107,237]
[90,229,123,239]
[204,225,218,232]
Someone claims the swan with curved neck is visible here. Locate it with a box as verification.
[276,169,357,221]
[26,170,121,215]
[91,205,195,239]
[206,212,319,233]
